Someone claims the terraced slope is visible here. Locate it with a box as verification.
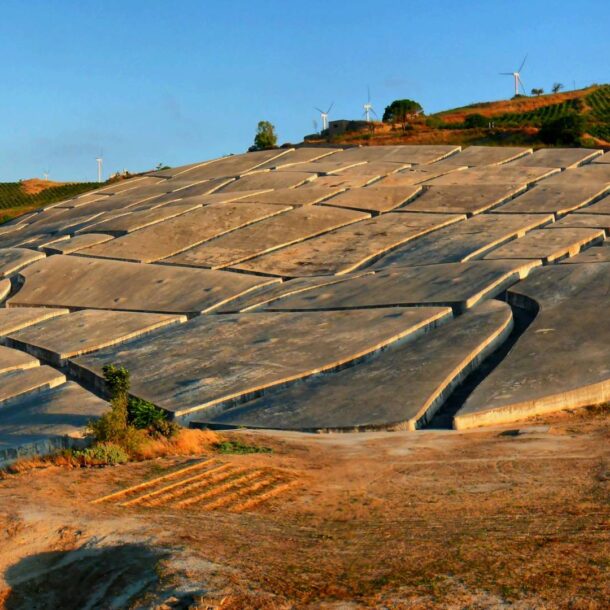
[1,144,609,463]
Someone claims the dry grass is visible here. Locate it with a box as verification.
[19,178,66,195]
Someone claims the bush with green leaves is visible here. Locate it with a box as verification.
[72,442,129,466]
[250,120,278,150]
[463,113,488,129]
[128,397,178,438]
[539,113,585,145]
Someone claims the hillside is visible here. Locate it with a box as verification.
[0,179,100,223]
[305,84,610,149]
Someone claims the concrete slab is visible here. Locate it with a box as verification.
[423,165,559,187]
[213,273,373,313]
[375,166,467,186]
[540,163,610,186]
[53,193,111,209]
[276,160,367,174]
[151,150,292,180]
[438,146,531,166]
[233,212,465,277]
[0,346,40,375]
[218,171,315,192]
[0,279,10,304]
[79,201,203,236]
[0,248,46,278]
[372,213,554,268]
[9,255,279,315]
[69,307,452,419]
[508,148,602,169]
[592,151,610,164]
[0,307,69,335]
[299,175,378,189]
[6,309,186,366]
[259,260,539,313]
[0,365,66,406]
[198,301,513,432]
[77,202,289,263]
[41,233,114,255]
[142,178,236,203]
[454,263,610,429]
[331,145,461,165]
[329,161,411,176]
[401,185,525,216]
[547,214,610,234]
[4,208,104,238]
[162,206,369,269]
[0,224,26,238]
[482,228,604,263]
[559,244,610,264]
[249,147,340,170]
[236,187,346,207]
[491,184,609,215]
[321,186,421,214]
[0,382,109,466]
[88,176,161,196]
[573,195,610,215]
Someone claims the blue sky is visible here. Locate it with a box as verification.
[1,0,608,182]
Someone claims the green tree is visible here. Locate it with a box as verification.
[251,120,278,150]
[552,82,564,94]
[382,99,423,130]
[539,113,585,146]
[464,113,488,128]
[531,88,544,96]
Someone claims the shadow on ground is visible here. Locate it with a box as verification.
[3,543,168,610]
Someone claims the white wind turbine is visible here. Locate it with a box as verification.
[500,55,528,97]
[363,87,378,122]
[315,102,334,131]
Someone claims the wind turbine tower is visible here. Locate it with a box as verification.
[96,157,103,183]
[315,102,334,131]
[500,55,528,97]
[363,87,377,122]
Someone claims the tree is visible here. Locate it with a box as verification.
[251,121,278,151]
[552,82,564,94]
[382,99,423,130]
[539,113,584,146]
[464,113,488,129]
[531,88,544,96]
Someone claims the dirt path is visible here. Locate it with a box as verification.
[0,408,608,609]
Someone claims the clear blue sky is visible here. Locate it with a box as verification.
[1,0,608,182]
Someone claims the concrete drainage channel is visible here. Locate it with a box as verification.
[424,300,539,430]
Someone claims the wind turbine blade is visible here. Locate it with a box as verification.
[327,102,334,113]
[314,107,324,114]
[518,75,527,94]
[371,108,378,118]
[500,72,513,75]
[518,54,528,73]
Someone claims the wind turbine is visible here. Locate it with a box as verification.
[96,156,103,183]
[363,87,377,122]
[43,169,49,181]
[500,55,528,97]
[315,102,334,131]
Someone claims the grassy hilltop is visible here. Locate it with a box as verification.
[306,84,610,149]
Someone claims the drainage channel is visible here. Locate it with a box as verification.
[424,300,538,430]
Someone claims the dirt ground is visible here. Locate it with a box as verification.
[0,407,608,609]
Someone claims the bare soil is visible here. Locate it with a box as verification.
[0,407,608,609]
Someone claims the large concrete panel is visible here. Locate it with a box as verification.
[0,307,69,335]
[77,202,289,262]
[236,186,346,207]
[8,255,279,314]
[559,244,610,264]
[0,366,66,406]
[483,227,604,263]
[258,260,538,313]
[276,160,367,174]
[218,171,315,192]
[540,163,610,186]
[0,382,108,466]
[548,213,610,233]
[401,185,525,216]
[0,248,46,278]
[299,175,379,189]
[423,165,559,187]
[455,263,610,428]
[331,145,461,165]
[439,146,531,166]
[162,206,369,269]
[41,233,114,255]
[508,147,602,169]
[0,279,10,304]
[491,184,609,215]
[6,309,185,366]
[374,165,467,186]
[329,161,411,176]
[69,307,452,419]
[197,301,512,431]
[233,212,465,277]
[250,147,340,170]
[322,185,422,213]
[592,151,610,164]
[373,213,554,268]
[0,346,39,375]
[574,195,610,215]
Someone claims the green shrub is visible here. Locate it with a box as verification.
[128,397,178,438]
[464,113,488,129]
[73,442,129,465]
[214,440,272,455]
[539,113,585,145]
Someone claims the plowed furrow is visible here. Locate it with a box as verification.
[230,480,297,512]
[173,470,268,509]
[199,475,281,511]
[92,459,218,504]
[121,463,233,507]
